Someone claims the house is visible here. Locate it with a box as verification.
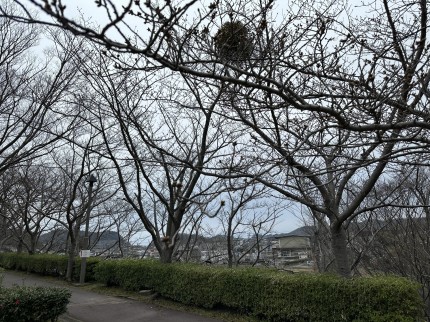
[271,226,315,266]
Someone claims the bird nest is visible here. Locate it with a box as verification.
[214,21,253,63]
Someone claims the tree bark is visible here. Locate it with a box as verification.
[66,239,76,282]
[17,239,23,253]
[66,226,80,282]
[159,245,174,263]
[330,224,351,278]
[227,217,234,268]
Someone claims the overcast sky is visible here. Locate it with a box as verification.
[23,0,305,234]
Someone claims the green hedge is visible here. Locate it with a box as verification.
[0,253,101,282]
[95,259,425,322]
[0,253,68,276]
[71,257,101,282]
[0,286,71,322]
[0,254,425,321]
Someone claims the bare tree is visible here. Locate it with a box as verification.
[73,49,231,263]
[1,161,63,254]
[46,138,122,281]
[0,168,19,250]
[110,210,145,257]
[0,1,80,176]
[352,166,430,317]
[217,176,283,267]
[0,3,84,255]
[173,211,206,262]
[5,0,430,277]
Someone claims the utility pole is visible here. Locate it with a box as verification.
[79,174,97,284]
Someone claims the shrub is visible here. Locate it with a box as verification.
[0,286,71,322]
[94,260,425,321]
[72,257,102,282]
[0,253,68,276]
[0,253,101,282]
[94,259,160,290]
[0,253,425,321]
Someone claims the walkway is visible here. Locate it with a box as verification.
[2,270,223,322]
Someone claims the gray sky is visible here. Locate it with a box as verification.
[24,0,305,234]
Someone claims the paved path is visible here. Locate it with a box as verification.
[2,270,223,322]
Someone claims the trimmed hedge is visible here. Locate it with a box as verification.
[95,259,425,322]
[0,253,68,276]
[0,253,101,282]
[0,286,71,322]
[0,254,425,321]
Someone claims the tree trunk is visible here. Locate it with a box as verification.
[66,229,78,282]
[17,239,23,253]
[0,215,6,250]
[29,234,37,254]
[159,244,174,263]
[330,224,351,278]
[66,240,76,282]
[227,219,233,268]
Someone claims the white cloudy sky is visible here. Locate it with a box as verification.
[22,0,309,234]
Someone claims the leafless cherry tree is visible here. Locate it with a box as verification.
[216,171,284,267]
[0,161,64,254]
[350,166,430,317]
[46,137,122,281]
[4,0,430,277]
[0,1,81,176]
[72,47,232,263]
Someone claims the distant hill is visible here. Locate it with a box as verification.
[38,229,130,253]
